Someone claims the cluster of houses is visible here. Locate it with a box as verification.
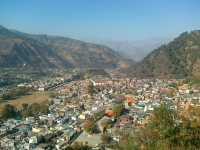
[0,68,70,95]
[1,76,200,149]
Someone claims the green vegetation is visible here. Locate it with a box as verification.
[113,104,124,118]
[168,82,179,89]
[101,133,112,144]
[86,81,94,95]
[169,88,175,97]
[131,30,200,78]
[1,104,17,120]
[71,74,84,81]
[78,104,85,114]
[21,103,49,117]
[84,120,99,134]
[21,109,32,117]
[0,87,30,100]
[115,105,200,150]
[182,75,200,85]
[49,91,56,98]
[22,103,28,110]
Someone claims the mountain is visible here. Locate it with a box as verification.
[82,37,172,61]
[0,27,68,69]
[122,37,172,47]
[0,26,135,69]
[129,30,200,78]
[101,41,144,61]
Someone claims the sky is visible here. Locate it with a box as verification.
[0,0,200,41]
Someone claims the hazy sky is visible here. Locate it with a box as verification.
[0,0,200,41]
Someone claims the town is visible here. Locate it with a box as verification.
[0,68,199,150]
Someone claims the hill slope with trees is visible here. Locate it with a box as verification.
[130,30,200,78]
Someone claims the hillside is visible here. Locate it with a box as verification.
[0,26,135,69]
[130,30,200,78]
[0,27,69,69]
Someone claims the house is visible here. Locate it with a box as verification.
[91,78,110,86]
[56,140,67,150]
[122,123,132,130]
[0,132,8,138]
[44,133,56,143]
[105,104,116,118]
[53,98,63,105]
[0,126,8,132]
[39,86,46,91]
[79,112,89,119]
[124,99,132,109]
[190,99,200,107]
[119,115,132,126]
[62,129,77,142]
[29,135,43,144]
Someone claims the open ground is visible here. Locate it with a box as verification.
[0,91,50,114]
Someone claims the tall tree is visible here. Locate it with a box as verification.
[1,104,17,120]
[113,104,124,118]
[86,81,94,95]
[22,103,28,110]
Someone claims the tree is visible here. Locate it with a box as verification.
[40,104,49,115]
[21,109,32,117]
[169,88,175,97]
[1,93,11,100]
[101,133,112,144]
[56,130,63,137]
[78,104,85,114]
[84,120,99,134]
[49,91,56,98]
[113,104,124,118]
[1,104,17,120]
[90,124,100,134]
[22,103,28,110]
[31,103,40,113]
[86,82,94,95]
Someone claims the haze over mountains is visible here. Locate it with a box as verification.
[0,25,135,70]
[82,37,172,61]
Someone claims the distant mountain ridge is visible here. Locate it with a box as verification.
[0,25,135,69]
[129,30,200,78]
[82,37,172,61]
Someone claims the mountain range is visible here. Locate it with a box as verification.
[82,37,172,61]
[130,30,200,78]
[0,26,135,70]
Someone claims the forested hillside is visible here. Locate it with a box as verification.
[130,30,200,78]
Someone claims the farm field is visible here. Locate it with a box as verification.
[0,91,50,114]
